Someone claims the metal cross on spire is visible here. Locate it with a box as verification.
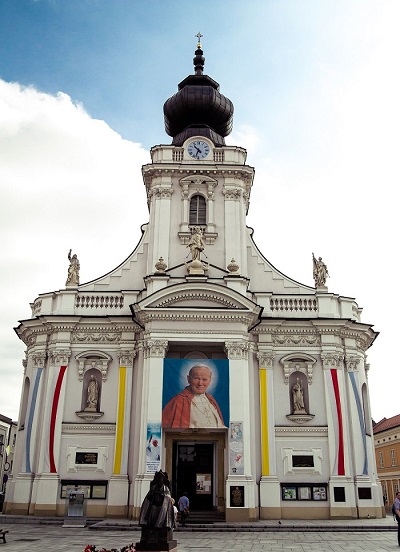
[196,32,203,48]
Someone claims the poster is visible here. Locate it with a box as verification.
[162,359,229,429]
[196,473,212,494]
[229,421,244,475]
[146,421,161,473]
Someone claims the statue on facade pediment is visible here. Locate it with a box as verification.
[188,226,205,261]
[186,226,208,275]
[312,253,329,287]
[66,249,80,286]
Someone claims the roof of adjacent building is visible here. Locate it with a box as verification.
[373,414,400,434]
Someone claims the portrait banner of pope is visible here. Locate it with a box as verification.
[162,359,229,429]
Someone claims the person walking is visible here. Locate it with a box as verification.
[178,492,190,527]
[394,491,400,546]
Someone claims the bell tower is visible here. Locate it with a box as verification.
[142,36,254,286]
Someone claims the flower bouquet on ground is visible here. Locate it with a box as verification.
[84,544,135,552]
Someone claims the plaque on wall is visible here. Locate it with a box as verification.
[75,452,98,465]
[230,485,245,507]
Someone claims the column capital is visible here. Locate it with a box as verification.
[256,351,275,369]
[224,341,249,360]
[138,339,169,359]
[117,349,136,367]
[321,352,344,369]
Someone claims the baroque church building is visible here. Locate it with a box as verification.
[5,40,384,521]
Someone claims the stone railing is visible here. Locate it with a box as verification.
[269,296,318,314]
[75,294,124,310]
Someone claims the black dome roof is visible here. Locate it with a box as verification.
[163,42,234,146]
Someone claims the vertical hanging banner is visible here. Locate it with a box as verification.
[229,422,244,475]
[146,422,161,473]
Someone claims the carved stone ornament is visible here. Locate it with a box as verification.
[272,333,319,347]
[227,258,239,274]
[75,351,113,382]
[31,351,47,368]
[72,327,121,344]
[75,410,104,421]
[286,413,315,424]
[49,349,71,366]
[222,188,242,200]
[345,355,361,372]
[155,257,167,273]
[138,339,169,359]
[117,350,136,367]
[321,352,344,370]
[225,341,250,360]
[257,352,275,369]
[280,354,317,384]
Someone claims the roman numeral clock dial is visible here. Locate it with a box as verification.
[187,140,210,159]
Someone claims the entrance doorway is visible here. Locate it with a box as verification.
[172,442,214,510]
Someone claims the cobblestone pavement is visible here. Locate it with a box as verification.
[0,524,399,552]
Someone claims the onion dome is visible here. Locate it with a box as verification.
[163,35,234,146]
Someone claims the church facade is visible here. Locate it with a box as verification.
[4,41,384,521]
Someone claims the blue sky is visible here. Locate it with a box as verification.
[1,0,399,421]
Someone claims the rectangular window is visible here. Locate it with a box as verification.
[334,487,346,502]
[358,488,372,500]
[391,449,396,467]
[379,451,384,468]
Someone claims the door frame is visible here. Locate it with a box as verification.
[164,432,226,512]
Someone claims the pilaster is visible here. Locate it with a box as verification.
[133,339,168,515]
[224,340,257,521]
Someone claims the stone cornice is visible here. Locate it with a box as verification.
[154,291,241,309]
[142,166,254,185]
[275,426,328,437]
[252,324,373,351]
[62,423,116,434]
[137,311,257,326]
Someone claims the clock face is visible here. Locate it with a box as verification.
[187,140,210,159]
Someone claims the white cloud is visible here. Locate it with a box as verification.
[0,80,150,419]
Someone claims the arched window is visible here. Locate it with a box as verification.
[189,194,206,226]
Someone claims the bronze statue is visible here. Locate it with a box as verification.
[136,471,177,551]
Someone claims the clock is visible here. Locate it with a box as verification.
[187,140,210,159]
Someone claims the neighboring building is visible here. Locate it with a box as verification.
[4,40,383,520]
[0,414,17,511]
[374,414,400,509]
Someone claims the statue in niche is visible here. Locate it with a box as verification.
[85,374,99,411]
[66,249,80,286]
[312,253,329,287]
[292,377,307,414]
[188,226,205,262]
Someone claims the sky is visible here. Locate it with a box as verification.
[0,0,399,423]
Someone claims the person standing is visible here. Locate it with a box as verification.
[178,492,190,527]
[394,491,400,546]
